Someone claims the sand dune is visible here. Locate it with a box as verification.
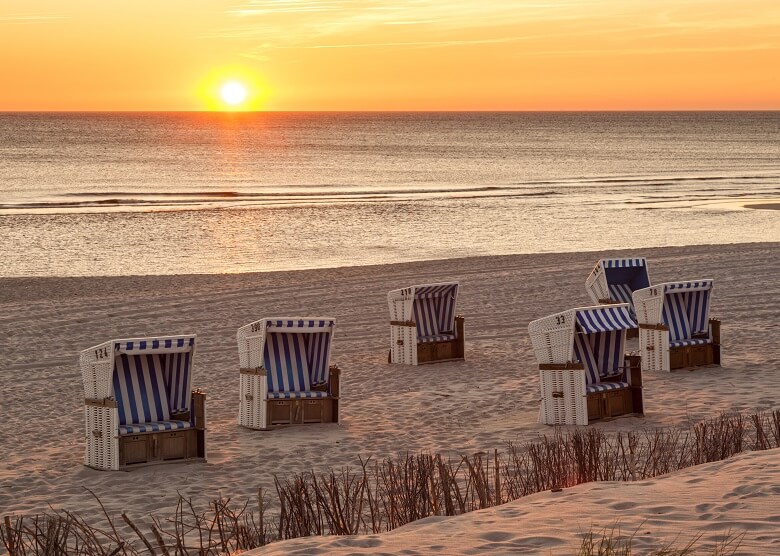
[0,242,778,552]
[256,448,780,555]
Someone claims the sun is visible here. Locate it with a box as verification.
[220,81,248,107]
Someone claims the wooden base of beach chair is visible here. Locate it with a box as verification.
[117,391,206,469]
[416,316,465,365]
[669,319,721,370]
[263,397,339,429]
[587,389,633,421]
[585,357,644,422]
[119,429,204,467]
[669,343,720,370]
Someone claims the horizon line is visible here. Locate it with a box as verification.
[1,108,779,114]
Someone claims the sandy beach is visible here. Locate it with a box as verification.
[1,241,779,553]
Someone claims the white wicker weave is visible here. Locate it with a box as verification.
[79,335,199,471]
[529,304,637,426]
[528,308,583,425]
[387,282,459,365]
[585,263,611,305]
[237,318,338,430]
[632,281,717,372]
[388,286,419,365]
[585,257,650,305]
[538,368,588,426]
[527,309,577,364]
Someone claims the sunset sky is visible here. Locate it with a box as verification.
[1,0,778,111]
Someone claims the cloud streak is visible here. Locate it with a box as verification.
[0,14,68,25]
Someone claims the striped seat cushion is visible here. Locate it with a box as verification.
[267,390,329,399]
[418,334,457,343]
[113,354,171,426]
[586,381,630,394]
[670,338,711,348]
[119,420,191,435]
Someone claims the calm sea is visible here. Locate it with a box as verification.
[0,112,778,277]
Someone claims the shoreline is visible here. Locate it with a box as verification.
[1,240,777,301]
[1,241,778,551]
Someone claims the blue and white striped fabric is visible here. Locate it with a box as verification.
[264,332,311,393]
[119,420,192,435]
[267,390,329,399]
[573,306,634,383]
[573,332,601,385]
[600,258,650,316]
[586,381,630,393]
[164,352,192,413]
[413,284,458,341]
[304,332,331,386]
[269,319,335,329]
[661,281,713,341]
[575,306,636,334]
[603,258,646,268]
[113,354,171,426]
[418,333,457,343]
[114,337,194,353]
[670,338,711,348]
[608,283,634,305]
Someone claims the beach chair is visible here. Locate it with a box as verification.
[238,318,340,430]
[528,304,644,425]
[388,282,464,365]
[80,335,206,470]
[633,280,721,372]
[585,257,650,316]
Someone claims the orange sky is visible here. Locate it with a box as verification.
[1,0,778,111]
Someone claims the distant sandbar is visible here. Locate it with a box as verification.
[745,202,780,210]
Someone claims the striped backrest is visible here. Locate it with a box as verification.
[304,332,331,385]
[608,283,634,305]
[113,354,171,426]
[574,305,633,379]
[602,258,650,309]
[413,283,458,337]
[264,332,311,393]
[588,330,626,377]
[164,352,192,412]
[573,331,601,385]
[661,281,713,340]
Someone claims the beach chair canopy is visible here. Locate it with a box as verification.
[389,283,458,342]
[239,318,335,398]
[636,280,713,347]
[110,336,196,434]
[530,305,637,392]
[587,257,650,310]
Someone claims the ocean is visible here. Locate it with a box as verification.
[0,111,778,277]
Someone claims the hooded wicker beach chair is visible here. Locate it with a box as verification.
[81,335,206,470]
[238,318,340,430]
[388,282,464,365]
[633,280,721,372]
[528,304,644,425]
[585,257,650,315]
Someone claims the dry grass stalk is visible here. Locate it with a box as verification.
[2,410,776,554]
